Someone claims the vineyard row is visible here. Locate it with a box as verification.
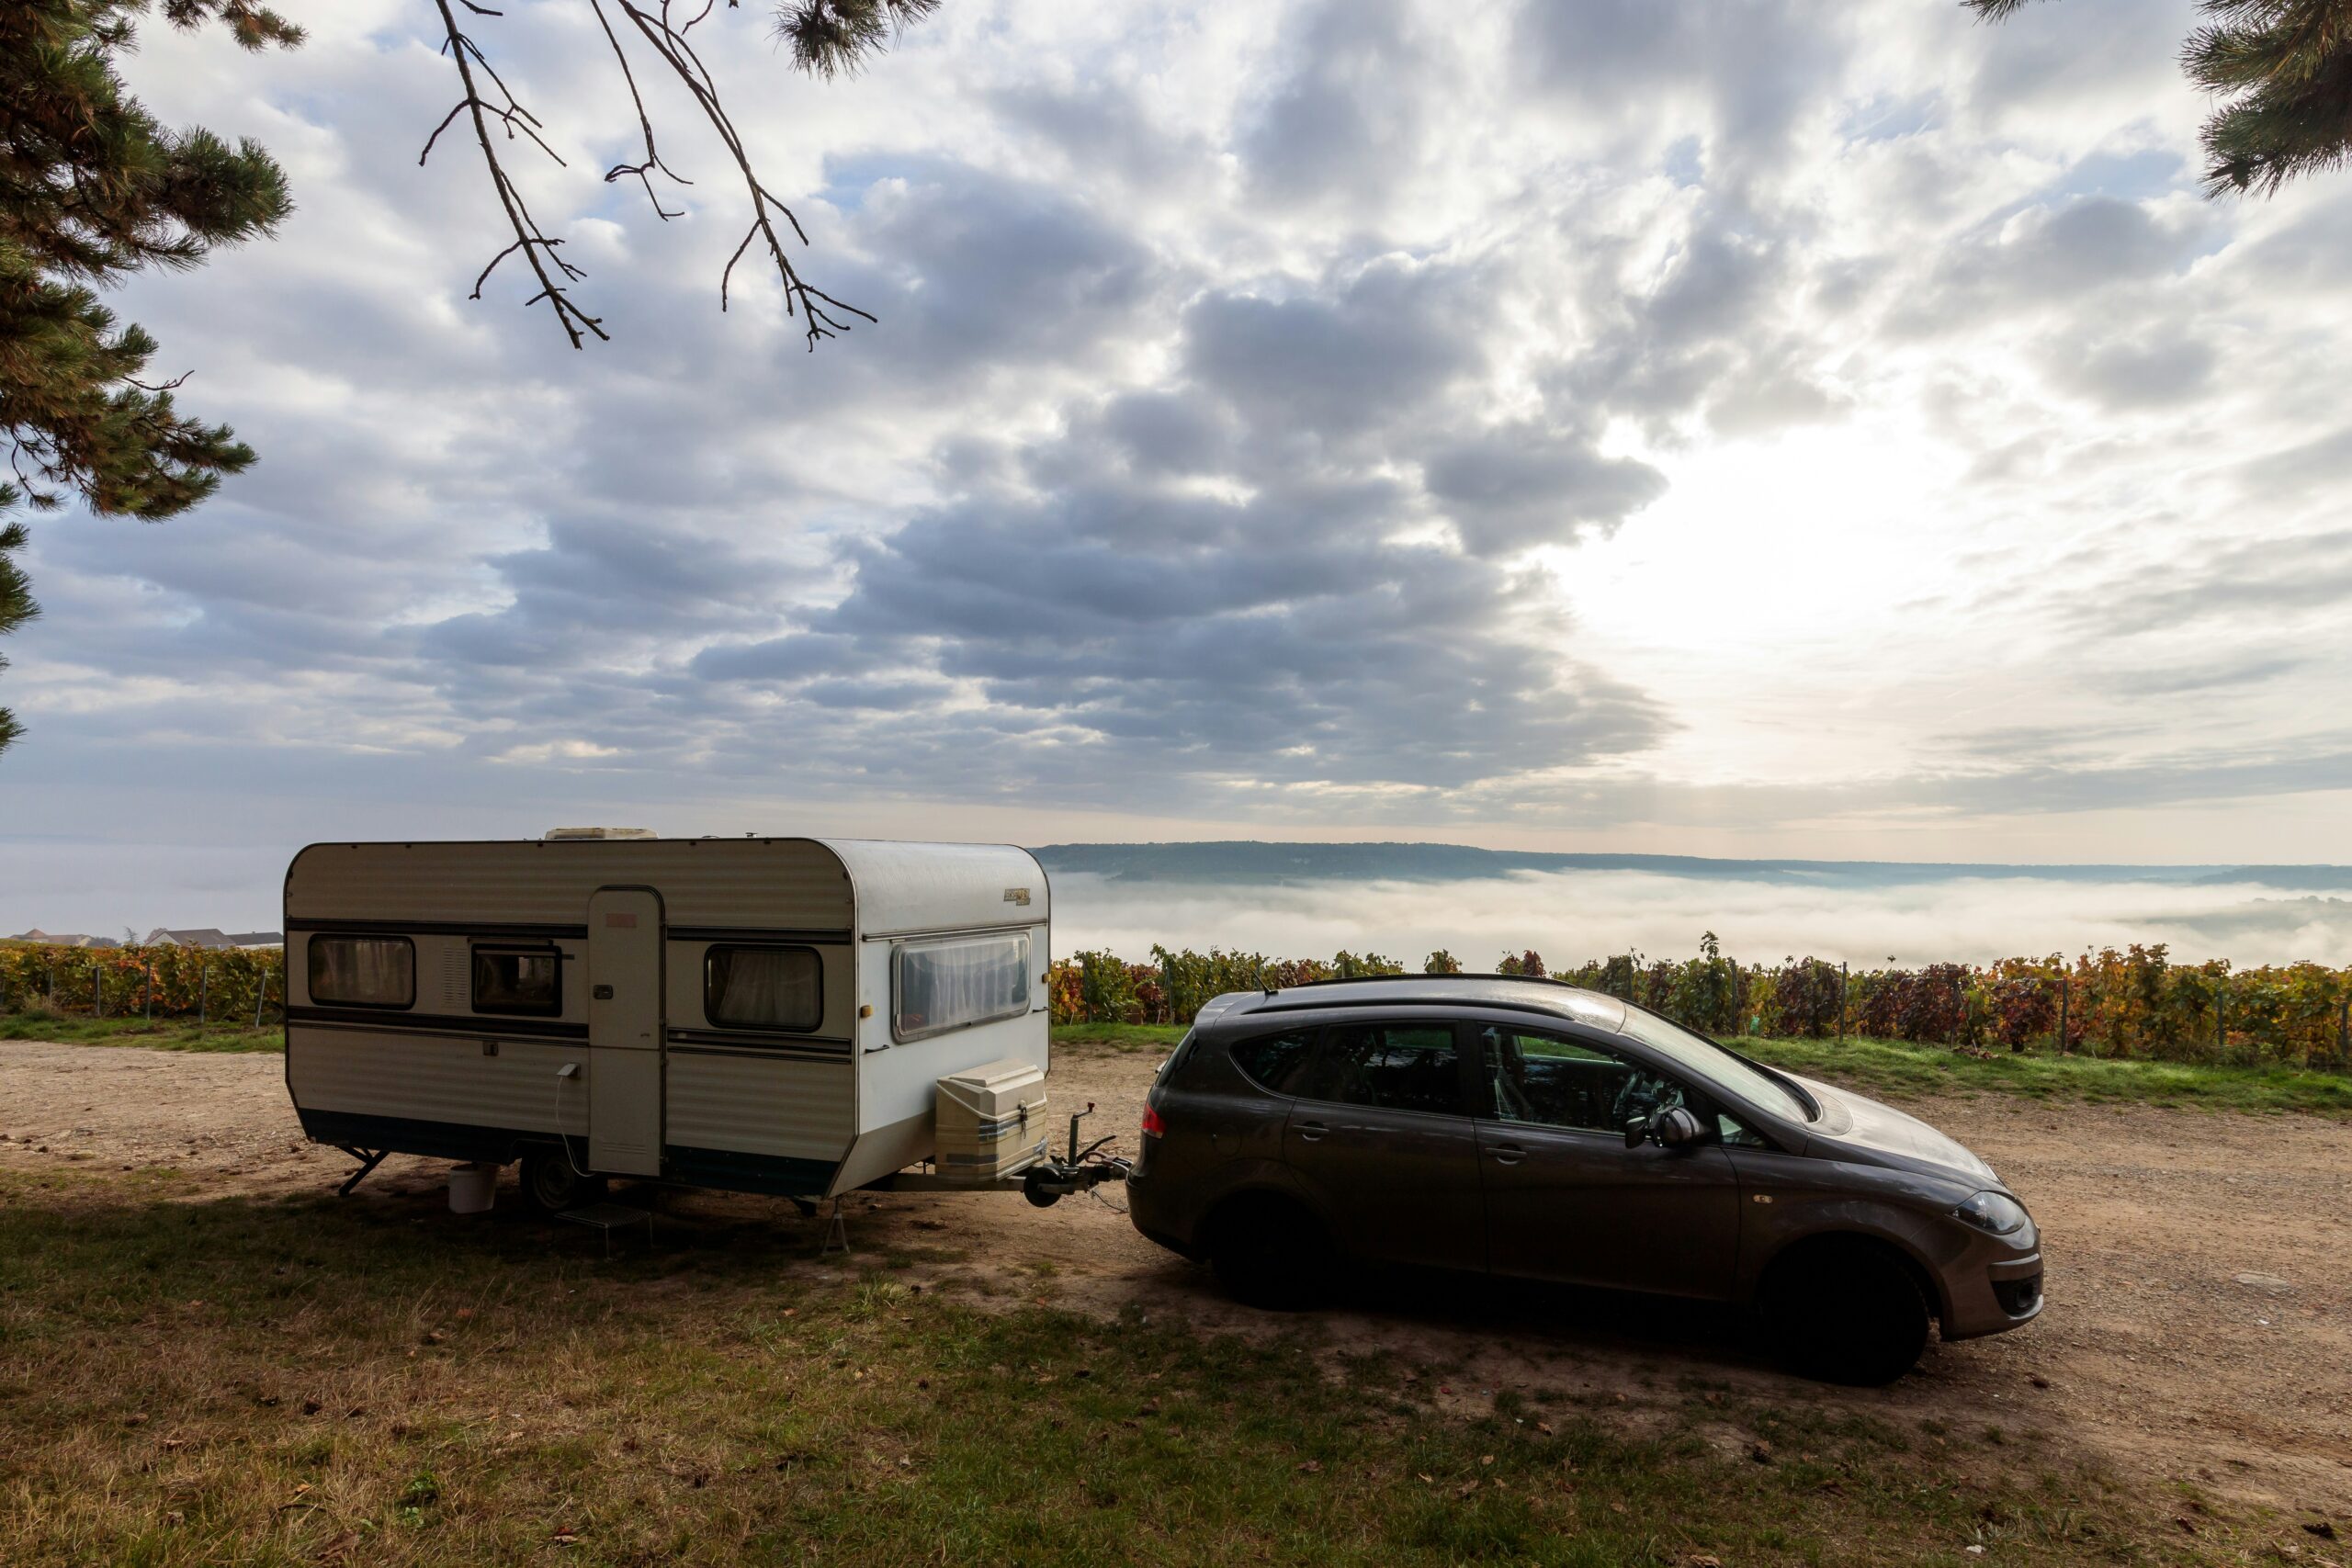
[1048,934,2352,1070]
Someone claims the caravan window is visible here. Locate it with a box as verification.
[307,935,414,1010]
[471,944,562,1016]
[704,945,822,1032]
[892,933,1032,1043]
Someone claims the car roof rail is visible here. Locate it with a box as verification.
[1266,971,1589,994]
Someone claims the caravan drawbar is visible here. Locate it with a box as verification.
[283,831,1120,1208]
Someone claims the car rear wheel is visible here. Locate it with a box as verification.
[1762,1242,1930,1385]
[1208,1196,1331,1311]
[520,1146,605,1214]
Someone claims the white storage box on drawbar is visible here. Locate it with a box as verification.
[933,1057,1048,1183]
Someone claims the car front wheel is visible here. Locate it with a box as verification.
[1762,1243,1930,1385]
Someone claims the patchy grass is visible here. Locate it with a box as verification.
[0,1010,281,1053]
[0,1165,2261,1566]
[1051,1021,1187,1055]
[1052,1021,2352,1118]
[1739,1034,2352,1120]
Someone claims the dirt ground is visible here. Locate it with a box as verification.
[4,1037,2348,1520]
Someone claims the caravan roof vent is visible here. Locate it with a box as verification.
[542,827,659,841]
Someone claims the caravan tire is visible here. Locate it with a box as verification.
[521,1147,605,1214]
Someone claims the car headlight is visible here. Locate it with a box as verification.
[1953,1190,2031,1236]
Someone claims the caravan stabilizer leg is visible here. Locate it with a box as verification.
[334,1146,389,1197]
[818,1196,851,1258]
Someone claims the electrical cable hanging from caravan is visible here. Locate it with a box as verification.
[550,1066,588,1175]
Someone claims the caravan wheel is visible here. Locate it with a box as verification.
[521,1147,605,1213]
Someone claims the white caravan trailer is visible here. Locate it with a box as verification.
[283,832,1112,1210]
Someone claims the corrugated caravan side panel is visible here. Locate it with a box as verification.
[285,840,853,931]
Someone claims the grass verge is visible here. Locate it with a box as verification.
[0,1165,2265,1566]
[1052,1021,2352,1118]
[0,1010,281,1053]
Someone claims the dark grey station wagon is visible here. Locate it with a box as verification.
[1125,976,2042,1383]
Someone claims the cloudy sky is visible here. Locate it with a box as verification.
[8,0,2352,930]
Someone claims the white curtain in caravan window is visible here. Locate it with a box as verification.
[308,937,413,1008]
[706,946,822,1031]
[894,935,1031,1040]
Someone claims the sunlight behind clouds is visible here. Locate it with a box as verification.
[6,0,2351,909]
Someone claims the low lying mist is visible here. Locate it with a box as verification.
[1051,870,2352,970]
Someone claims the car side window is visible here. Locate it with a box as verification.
[1478,1025,1688,1134]
[1717,1111,1769,1148]
[1299,1023,1464,1117]
[1229,1030,1317,1095]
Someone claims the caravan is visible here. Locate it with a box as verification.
[282,830,1106,1211]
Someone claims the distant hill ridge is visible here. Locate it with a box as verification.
[1029,841,2352,892]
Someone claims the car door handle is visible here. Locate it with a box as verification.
[1489,1143,1526,1166]
[1295,1120,1329,1142]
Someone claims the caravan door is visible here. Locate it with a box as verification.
[587,886,664,1176]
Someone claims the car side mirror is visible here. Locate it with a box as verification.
[1655,1106,1703,1150]
[1627,1106,1704,1150]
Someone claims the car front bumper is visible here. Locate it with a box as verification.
[1940,1246,2045,1340]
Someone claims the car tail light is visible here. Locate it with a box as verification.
[1140,1103,1166,1138]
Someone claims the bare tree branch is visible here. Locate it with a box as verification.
[420,0,926,349]
[614,0,876,349]
[593,0,690,220]
[427,0,606,348]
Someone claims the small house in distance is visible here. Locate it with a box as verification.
[143,928,284,949]
[6,930,117,949]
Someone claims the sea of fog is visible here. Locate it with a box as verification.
[1047,869,2352,971]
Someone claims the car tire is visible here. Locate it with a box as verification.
[1762,1243,1930,1385]
[520,1146,605,1214]
[1208,1196,1331,1311]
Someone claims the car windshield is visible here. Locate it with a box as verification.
[1614,1008,1815,1122]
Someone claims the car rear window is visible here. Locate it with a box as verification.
[1300,1023,1464,1117]
[1229,1030,1317,1094]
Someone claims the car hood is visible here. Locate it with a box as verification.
[1787,1073,1999,1188]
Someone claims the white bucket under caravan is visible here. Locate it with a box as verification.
[448,1163,496,1213]
[933,1057,1049,1183]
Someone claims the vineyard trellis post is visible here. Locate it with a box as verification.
[2056,972,2069,1055]
[46,960,55,1008]
[1838,961,1848,1042]
[198,964,209,1028]
[144,962,153,1021]
[2339,993,2349,1070]
[254,970,268,1029]
[2215,970,2226,1057]
[92,962,102,1019]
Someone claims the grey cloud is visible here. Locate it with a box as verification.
[2069,527,2352,636]
[1422,426,1667,555]
[1184,261,1483,438]
[853,164,1157,372]
[1515,0,1850,170]
[2047,331,2216,410]
[2103,656,2307,697]
[1548,213,1836,438]
[690,633,888,683]
[1890,197,2207,340]
[1240,0,1429,211]
[1097,391,1236,476]
[682,446,1676,798]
